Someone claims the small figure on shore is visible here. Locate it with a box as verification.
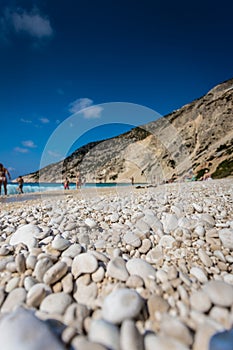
[203,169,212,181]
[130,176,134,185]
[76,171,81,189]
[17,176,24,194]
[64,177,70,190]
[0,163,11,195]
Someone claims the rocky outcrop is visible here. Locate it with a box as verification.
[22,78,233,183]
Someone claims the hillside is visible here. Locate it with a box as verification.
[22,78,233,184]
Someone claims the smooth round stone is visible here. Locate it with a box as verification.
[27,283,51,307]
[43,261,68,285]
[102,288,144,324]
[138,239,152,254]
[126,258,156,282]
[71,253,98,278]
[89,319,120,350]
[0,307,65,350]
[193,203,203,213]
[73,281,98,307]
[92,266,105,283]
[40,292,72,314]
[26,255,37,269]
[62,243,82,258]
[123,232,141,248]
[51,235,71,251]
[190,266,208,283]
[194,225,205,237]
[9,224,39,249]
[198,249,213,267]
[160,315,193,346]
[15,253,26,273]
[1,288,26,313]
[159,235,176,248]
[33,258,53,282]
[120,319,144,350]
[190,290,211,312]
[110,213,119,222]
[200,214,215,227]
[162,213,178,233]
[203,280,233,307]
[147,295,169,318]
[24,276,37,291]
[218,228,233,249]
[107,257,129,281]
[144,333,189,350]
[61,273,73,293]
[85,218,97,229]
[126,275,144,289]
[135,219,150,236]
[64,222,77,231]
[72,336,107,350]
[5,277,20,293]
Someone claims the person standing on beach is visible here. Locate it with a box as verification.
[16,176,24,194]
[0,163,11,195]
[64,177,70,190]
[130,176,134,185]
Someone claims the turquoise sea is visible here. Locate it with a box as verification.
[4,182,139,196]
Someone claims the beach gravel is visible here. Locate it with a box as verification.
[0,179,232,349]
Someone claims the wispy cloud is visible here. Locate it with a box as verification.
[83,106,103,119]
[22,140,37,148]
[48,150,62,158]
[68,98,103,119]
[20,118,32,124]
[69,98,93,113]
[14,147,29,153]
[0,7,53,43]
[39,117,50,124]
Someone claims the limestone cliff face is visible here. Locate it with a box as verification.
[23,78,233,183]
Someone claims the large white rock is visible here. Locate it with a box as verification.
[0,307,65,350]
[203,280,233,307]
[71,253,98,278]
[126,258,156,282]
[89,319,120,350]
[9,224,40,249]
[102,288,144,324]
[219,228,233,249]
[40,292,72,314]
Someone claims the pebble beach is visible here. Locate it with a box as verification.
[0,179,233,350]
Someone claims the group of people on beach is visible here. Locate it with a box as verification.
[63,171,82,190]
[0,163,24,196]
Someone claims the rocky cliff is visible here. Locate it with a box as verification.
[23,78,233,184]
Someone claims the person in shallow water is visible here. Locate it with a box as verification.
[0,163,11,195]
[16,176,24,194]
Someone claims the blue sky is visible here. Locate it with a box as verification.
[0,0,233,178]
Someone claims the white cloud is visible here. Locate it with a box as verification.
[83,105,103,119]
[68,98,103,119]
[0,7,53,43]
[39,117,50,124]
[22,140,37,148]
[20,118,32,123]
[14,147,29,153]
[69,98,93,113]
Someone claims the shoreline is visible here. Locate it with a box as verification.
[1,178,232,206]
